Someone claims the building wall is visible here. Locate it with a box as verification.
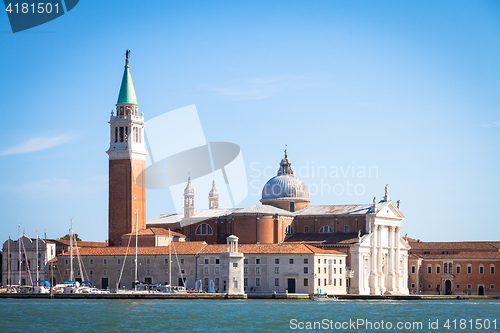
[2,237,56,286]
[108,158,146,247]
[293,216,367,234]
[408,258,500,295]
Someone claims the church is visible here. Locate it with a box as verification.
[102,52,410,295]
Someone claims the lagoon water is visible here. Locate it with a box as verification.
[0,298,498,332]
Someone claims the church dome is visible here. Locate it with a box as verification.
[261,154,310,202]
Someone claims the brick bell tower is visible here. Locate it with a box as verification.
[106,50,148,246]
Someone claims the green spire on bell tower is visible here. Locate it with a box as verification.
[117,49,138,105]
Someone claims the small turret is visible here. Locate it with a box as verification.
[184,176,195,218]
[208,180,219,209]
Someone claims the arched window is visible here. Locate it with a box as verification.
[319,226,333,233]
[285,224,294,235]
[195,223,213,235]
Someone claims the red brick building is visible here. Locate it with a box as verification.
[408,240,500,295]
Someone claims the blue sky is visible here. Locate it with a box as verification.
[0,1,499,243]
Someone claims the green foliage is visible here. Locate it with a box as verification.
[58,233,82,241]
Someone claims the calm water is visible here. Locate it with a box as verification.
[0,298,499,332]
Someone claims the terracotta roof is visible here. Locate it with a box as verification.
[413,251,500,260]
[199,243,345,255]
[59,242,208,256]
[122,228,185,238]
[53,240,108,248]
[408,241,500,252]
[232,204,295,216]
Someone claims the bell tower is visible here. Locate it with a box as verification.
[107,50,148,246]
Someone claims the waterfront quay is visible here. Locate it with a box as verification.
[1,292,499,300]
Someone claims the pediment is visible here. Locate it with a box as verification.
[375,201,404,220]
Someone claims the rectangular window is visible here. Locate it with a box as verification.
[275,267,279,274]
[89,259,93,265]
[255,267,260,274]
[318,279,321,286]
[65,259,68,265]
[318,267,321,274]
[340,268,342,274]
[120,127,124,142]
[103,269,107,276]
[89,270,93,276]
[411,283,415,288]
[244,267,248,275]
[115,127,118,142]
[428,266,432,274]
[164,259,168,265]
[180,259,185,264]
[204,267,209,275]
[436,266,440,274]
[318,259,320,264]
[117,259,121,265]
[244,278,248,287]
[216,258,220,265]
[125,126,128,142]
[324,267,326,274]
[233,263,238,268]
[181,269,186,275]
[204,259,209,265]
[234,281,238,288]
[427,283,432,289]
[164,270,168,275]
[304,226,309,233]
[340,260,342,265]
[304,267,308,274]
[479,266,484,274]
[467,266,472,274]
[324,278,327,286]
[490,284,495,289]
[244,259,249,264]
[275,259,280,264]
[456,284,460,289]
[304,258,308,264]
[340,279,342,286]
[103,259,107,265]
[215,278,219,286]
[304,278,308,286]
[334,259,336,264]
[324,259,327,264]
[334,267,336,274]
[215,267,220,274]
[146,259,151,264]
[255,278,260,286]
[344,225,349,233]
[275,278,279,286]
[255,259,260,265]
[334,278,336,286]
[467,284,472,289]
[456,266,461,274]
[289,258,294,264]
[491,266,495,274]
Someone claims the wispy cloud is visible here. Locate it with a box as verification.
[0,175,107,197]
[0,134,71,156]
[481,122,500,128]
[211,75,311,100]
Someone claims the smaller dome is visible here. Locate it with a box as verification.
[184,177,194,195]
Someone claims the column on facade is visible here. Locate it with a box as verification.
[395,227,401,291]
[369,220,378,294]
[377,225,385,294]
[388,226,395,291]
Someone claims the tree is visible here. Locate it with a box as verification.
[58,234,82,241]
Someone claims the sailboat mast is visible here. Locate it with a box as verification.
[18,225,21,285]
[70,219,74,281]
[36,230,39,283]
[135,208,138,291]
[169,229,172,286]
